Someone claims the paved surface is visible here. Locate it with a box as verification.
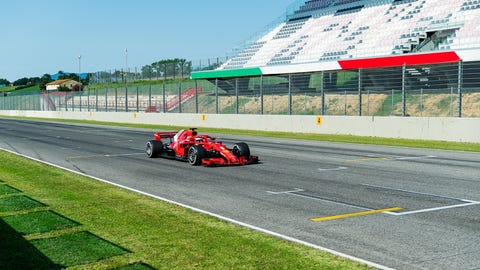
[1,118,479,270]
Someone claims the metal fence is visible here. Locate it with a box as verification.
[1,61,479,117]
[89,57,230,84]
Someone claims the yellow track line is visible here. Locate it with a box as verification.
[311,207,403,222]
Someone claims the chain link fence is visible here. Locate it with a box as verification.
[1,61,479,117]
[88,57,230,84]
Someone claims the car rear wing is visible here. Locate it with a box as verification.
[154,132,177,141]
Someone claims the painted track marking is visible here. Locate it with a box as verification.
[346,157,392,163]
[394,155,436,160]
[270,184,480,219]
[267,188,304,195]
[318,166,348,171]
[311,207,403,222]
[268,189,372,210]
[388,201,480,216]
[361,183,480,216]
[66,152,144,160]
[346,155,436,163]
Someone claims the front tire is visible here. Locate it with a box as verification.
[188,145,206,165]
[233,142,250,158]
[146,140,163,158]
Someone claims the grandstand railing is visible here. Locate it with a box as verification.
[1,61,479,118]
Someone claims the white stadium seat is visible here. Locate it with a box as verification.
[219,0,480,70]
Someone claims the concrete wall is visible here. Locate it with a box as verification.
[1,110,479,143]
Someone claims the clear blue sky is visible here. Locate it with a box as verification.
[1,0,295,81]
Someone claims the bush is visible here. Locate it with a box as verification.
[57,86,70,92]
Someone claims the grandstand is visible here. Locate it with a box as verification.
[192,0,480,81]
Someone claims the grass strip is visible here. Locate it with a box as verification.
[0,184,21,196]
[0,150,373,269]
[0,195,45,213]
[0,218,62,269]
[114,262,155,270]
[2,210,79,235]
[30,231,129,267]
[2,115,479,152]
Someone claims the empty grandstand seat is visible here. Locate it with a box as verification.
[217,0,480,70]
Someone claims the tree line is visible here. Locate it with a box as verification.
[141,58,192,79]
[0,78,9,85]
[2,57,219,92]
[0,75,52,90]
[0,71,90,91]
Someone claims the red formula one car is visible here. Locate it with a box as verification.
[146,128,258,166]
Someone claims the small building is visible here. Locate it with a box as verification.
[45,79,81,91]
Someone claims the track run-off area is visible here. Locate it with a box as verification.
[0,118,479,270]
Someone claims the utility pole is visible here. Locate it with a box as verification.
[125,48,128,83]
[125,48,128,71]
[78,54,82,74]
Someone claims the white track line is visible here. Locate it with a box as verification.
[268,189,373,211]
[361,183,480,216]
[393,155,436,160]
[386,201,480,216]
[266,188,304,195]
[318,166,348,171]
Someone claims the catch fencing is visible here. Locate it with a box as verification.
[1,61,479,117]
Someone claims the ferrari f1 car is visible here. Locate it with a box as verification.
[146,128,258,166]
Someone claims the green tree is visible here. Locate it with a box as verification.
[0,78,9,85]
[39,74,52,90]
[158,59,170,80]
[57,85,70,92]
[81,73,90,85]
[183,60,192,77]
[177,58,186,79]
[141,65,154,79]
[139,58,192,81]
[13,77,29,86]
[58,73,80,82]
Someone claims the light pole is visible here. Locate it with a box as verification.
[125,48,128,71]
[78,54,82,76]
[124,48,128,83]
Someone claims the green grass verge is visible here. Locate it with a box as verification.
[0,150,373,269]
[0,196,45,213]
[0,86,15,92]
[114,262,155,270]
[1,218,63,269]
[1,115,479,152]
[2,210,79,235]
[0,184,21,196]
[30,231,129,267]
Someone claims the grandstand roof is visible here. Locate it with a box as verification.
[191,0,480,79]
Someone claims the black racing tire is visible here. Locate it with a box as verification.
[188,145,206,166]
[146,140,163,158]
[233,142,250,158]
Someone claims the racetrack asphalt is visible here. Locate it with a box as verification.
[1,118,479,270]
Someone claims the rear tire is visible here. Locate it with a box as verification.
[233,142,250,158]
[188,145,206,165]
[146,140,163,158]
